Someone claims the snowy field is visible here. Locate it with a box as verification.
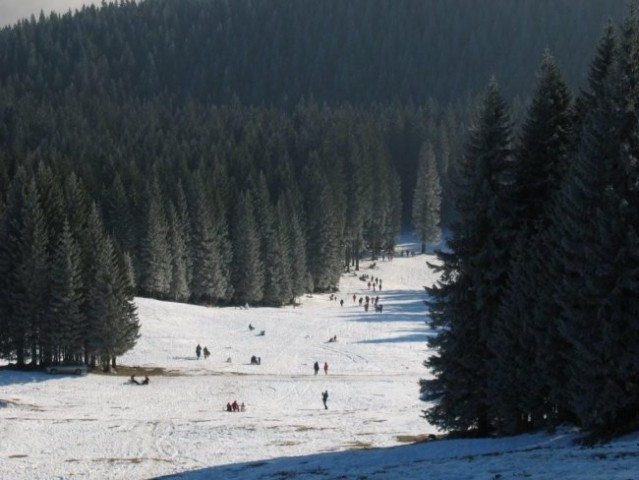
[1,248,639,479]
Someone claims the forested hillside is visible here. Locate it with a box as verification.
[0,0,626,369]
[0,0,624,105]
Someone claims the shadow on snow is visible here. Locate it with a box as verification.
[0,368,72,387]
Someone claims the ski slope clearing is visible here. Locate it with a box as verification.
[1,250,638,479]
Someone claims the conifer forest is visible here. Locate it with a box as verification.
[0,0,637,438]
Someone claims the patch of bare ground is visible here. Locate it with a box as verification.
[397,433,440,443]
[90,365,175,377]
[344,440,373,449]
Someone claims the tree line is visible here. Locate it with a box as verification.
[0,166,139,369]
[423,11,639,437]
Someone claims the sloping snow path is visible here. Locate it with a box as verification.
[2,250,638,479]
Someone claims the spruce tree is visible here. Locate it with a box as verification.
[15,178,50,365]
[230,190,264,305]
[46,219,84,364]
[253,173,285,306]
[423,79,513,435]
[489,52,575,433]
[303,155,342,291]
[189,176,232,304]
[412,141,442,253]
[167,202,190,302]
[0,169,36,365]
[138,177,171,298]
[511,51,575,229]
[281,190,311,301]
[549,11,639,431]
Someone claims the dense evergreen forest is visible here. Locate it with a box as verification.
[423,11,639,438]
[0,0,627,394]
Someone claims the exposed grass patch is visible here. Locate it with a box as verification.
[295,425,320,432]
[89,457,172,464]
[345,440,373,449]
[90,366,174,377]
[396,434,438,443]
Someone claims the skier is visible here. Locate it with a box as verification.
[322,390,329,409]
[314,361,320,375]
[196,344,202,360]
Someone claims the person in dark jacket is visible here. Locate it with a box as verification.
[314,361,320,375]
[322,390,329,409]
[196,344,202,359]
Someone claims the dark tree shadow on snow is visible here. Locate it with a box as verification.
[0,368,75,387]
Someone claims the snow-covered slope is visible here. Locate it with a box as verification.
[1,249,637,480]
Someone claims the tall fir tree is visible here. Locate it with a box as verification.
[46,219,84,363]
[423,79,513,435]
[412,141,442,253]
[549,11,639,431]
[303,155,342,291]
[253,173,286,306]
[230,189,264,305]
[138,177,171,298]
[489,52,575,433]
[167,202,190,302]
[16,178,50,365]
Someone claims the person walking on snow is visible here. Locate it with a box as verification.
[324,362,328,375]
[314,361,320,375]
[322,390,329,409]
[196,344,202,360]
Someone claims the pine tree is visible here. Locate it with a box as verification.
[274,196,294,304]
[167,202,190,302]
[230,189,264,305]
[489,52,575,433]
[303,155,342,291]
[511,51,575,229]
[412,141,442,253]
[15,178,50,365]
[138,177,171,298]
[281,190,311,301]
[89,237,140,370]
[46,219,84,364]
[0,169,25,362]
[253,173,285,306]
[83,202,110,365]
[549,11,639,431]
[189,176,231,304]
[423,79,513,435]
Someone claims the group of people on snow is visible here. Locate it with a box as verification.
[129,375,150,385]
[313,361,329,375]
[196,344,210,360]
[366,277,382,292]
[250,355,261,365]
[226,400,246,412]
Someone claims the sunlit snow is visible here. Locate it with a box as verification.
[1,245,638,479]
